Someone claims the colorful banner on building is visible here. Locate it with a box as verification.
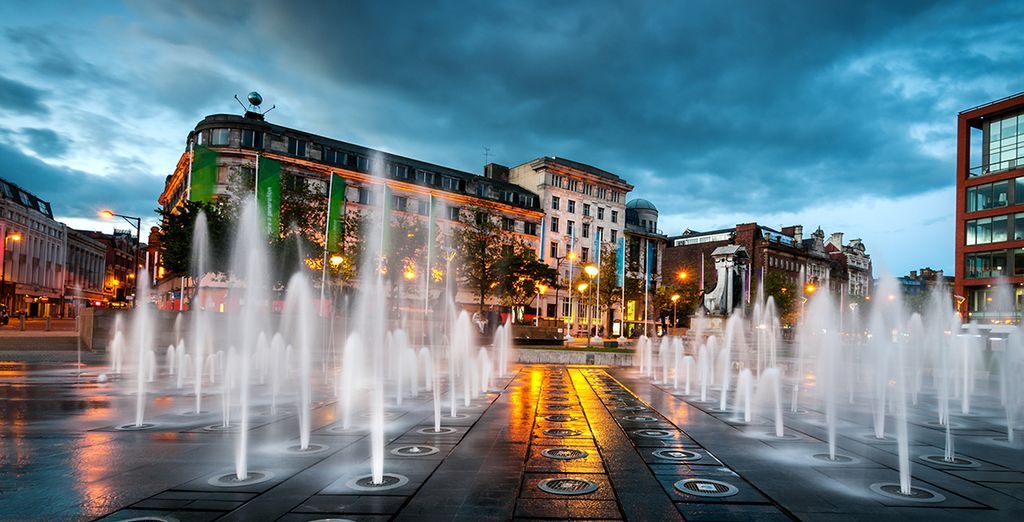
[325,175,346,252]
[257,156,281,238]
[616,236,625,287]
[189,145,218,203]
[593,228,602,265]
[645,239,653,292]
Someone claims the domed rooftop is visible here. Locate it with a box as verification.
[626,198,657,211]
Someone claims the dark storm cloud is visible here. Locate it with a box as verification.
[141,0,1021,216]
[19,127,69,157]
[0,142,159,219]
[0,74,48,115]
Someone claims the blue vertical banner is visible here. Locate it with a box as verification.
[616,236,625,287]
[645,239,653,292]
[593,228,602,265]
[539,216,546,261]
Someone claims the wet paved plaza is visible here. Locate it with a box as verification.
[2,361,1023,521]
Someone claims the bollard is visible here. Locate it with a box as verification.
[19,314,25,331]
[45,315,51,331]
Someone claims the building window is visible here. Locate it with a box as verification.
[611,210,618,224]
[210,128,230,146]
[1016,248,1024,276]
[582,223,590,238]
[967,180,1010,212]
[583,203,591,217]
[417,200,430,216]
[597,207,605,220]
[502,217,515,231]
[581,247,589,262]
[241,129,262,149]
[392,195,408,212]
[611,229,617,242]
[597,226,604,240]
[448,206,461,221]
[524,222,538,236]
[550,174,564,188]
[389,163,412,179]
[518,194,536,207]
[287,137,307,156]
[356,155,371,172]
[501,191,515,203]
[583,184,593,196]
[441,176,465,192]
[987,114,1023,174]
[357,187,371,204]
[965,250,1009,278]
[550,217,559,233]
[567,220,575,237]
[568,200,576,213]
[550,241,558,258]
[552,196,560,210]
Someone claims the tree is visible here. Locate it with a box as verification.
[155,200,232,276]
[493,243,558,309]
[452,207,510,312]
[762,270,797,325]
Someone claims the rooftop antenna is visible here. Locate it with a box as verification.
[483,146,491,164]
[234,91,276,121]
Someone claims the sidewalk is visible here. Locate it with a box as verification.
[0,318,80,351]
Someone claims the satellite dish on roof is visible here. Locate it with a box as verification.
[247,91,263,106]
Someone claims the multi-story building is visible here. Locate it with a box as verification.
[664,223,872,311]
[158,112,544,311]
[954,91,1024,322]
[0,177,66,317]
[622,199,667,335]
[64,228,108,315]
[897,267,954,298]
[506,157,634,332]
[86,230,139,307]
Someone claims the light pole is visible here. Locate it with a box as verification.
[584,264,599,342]
[100,210,142,308]
[534,283,548,326]
[577,282,589,346]
[554,250,577,341]
[671,293,680,329]
[1,232,22,314]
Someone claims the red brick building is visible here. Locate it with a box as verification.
[954,91,1024,321]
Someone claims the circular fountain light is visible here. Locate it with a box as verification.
[115,423,158,431]
[327,425,365,434]
[360,411,401,419]
[541,447,589,460]
[925,420,965,429]
[856,432,896,443]
[623,415,658,423]
[546,396,570,402]
[634,429,675,439]
[543,428,582,437]
[307,519,356,522]
[207,470,275,487]
[283,443,328,455]
[809,453,859,464]
[869,482,946,503]
[443,413,470,419]
[546,404,574,411]
[256,407,293,417]
[544,414,577,422]
[345,473,410,492]
[179,410,210,416]
[653,449,702,462]
[118,517,180,522]
[203,423,239,432]
[391,445,440,457]
[920,454,981,468]
[537,477,599,495]
[674,478,739,498]
[617,405,649,412]
[417,427,457,435]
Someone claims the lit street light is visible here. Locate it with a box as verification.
[671,293,680,329]
[99,209,142,308]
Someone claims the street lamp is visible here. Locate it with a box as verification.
[1,232,22,313]
[329,254,344,267]
[99,209,142,308]
[577,282,589,343]
[534,283,548,325]
[671,293,680,329]
[583,264,599,342]
[554,249,577,340]
[677,271,688,281]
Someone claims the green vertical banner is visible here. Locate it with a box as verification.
[380,185,391,261]
[189,145,218,203]
[257,156,281,238]
[326,175,346,252]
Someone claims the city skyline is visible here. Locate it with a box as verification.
[1,1,1022,275]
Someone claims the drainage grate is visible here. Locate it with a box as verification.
[546,396,570,401]
[869,482,946,503]
[920,455,981,468]
[653,448,702,461]
[391,445,440,457]
[546,404,573,411]
[538,477,599,495]
[346,473,410,492]
[541,447,589,460]
[543,428,582,437]
[634,429,675,439]
[674,478,739,498]
[545,414,577,422]
[617,405,649,412]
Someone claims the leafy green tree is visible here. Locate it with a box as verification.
[494,243,558,308]
[452,207,514,312]
[155,200,232,276]
[763,270,797,325]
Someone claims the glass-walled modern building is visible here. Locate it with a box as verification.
[955,91,1024,322]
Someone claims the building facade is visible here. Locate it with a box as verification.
[954,91,1024,322]
[623,199,667,335]
[506,157,634,334]
[86,230,139,307]
[0,177,66,317]
[664,223,872,312]
[158,112,545,311]
[64,228,108,315]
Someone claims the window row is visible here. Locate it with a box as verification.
[547,173,623,203]
[550,196,618,222]
[351,189,538,235]
[964,213,1024,245]
[986,113,1024,175]
[963,249,1024,279]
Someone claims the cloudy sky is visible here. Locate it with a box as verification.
[0,0,1021,275]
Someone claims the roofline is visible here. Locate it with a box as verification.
[959,90,1024,116]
